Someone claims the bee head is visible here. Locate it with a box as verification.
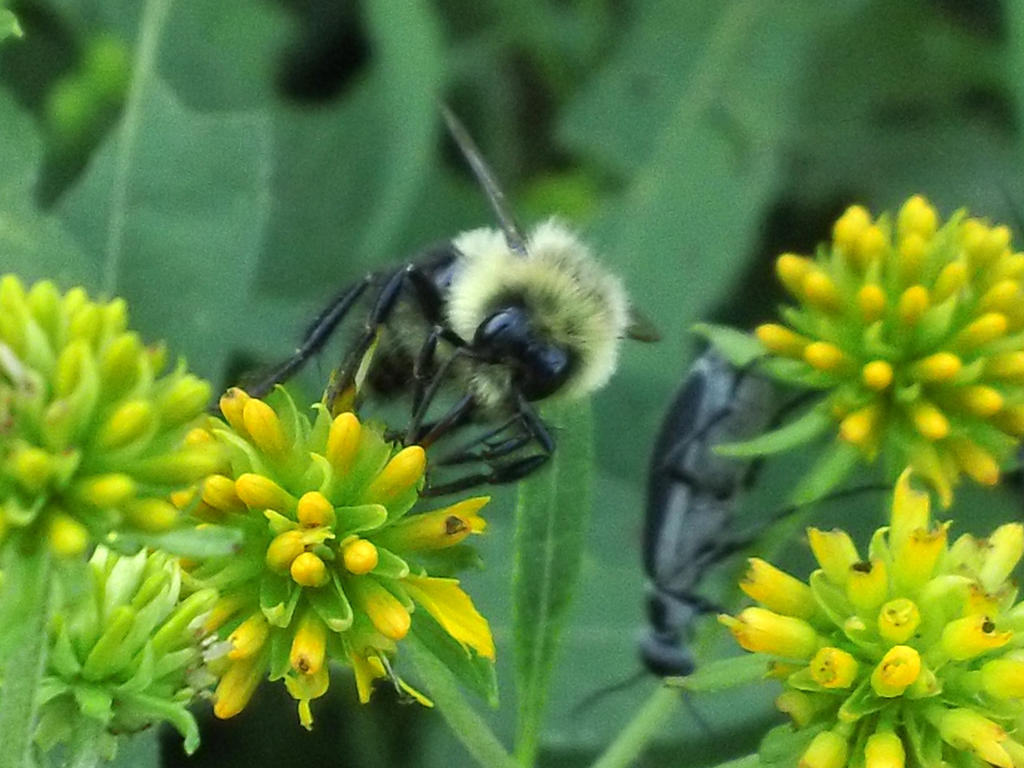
[448,218,631,401]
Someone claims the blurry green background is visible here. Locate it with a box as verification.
[4,0,1024,765]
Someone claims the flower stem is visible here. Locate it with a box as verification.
[405,634,519,768]
[0,539,53,768]
[588,686,681,768]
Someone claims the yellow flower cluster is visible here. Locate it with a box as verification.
[722,470,1024,768]
[0,275,219,554]
[183,388,494,728]
[756,197,1024,504]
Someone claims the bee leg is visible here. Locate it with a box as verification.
[246,275,373,399]
[415,394,476,448]
[429,413,524,464]
[410,326,443,417]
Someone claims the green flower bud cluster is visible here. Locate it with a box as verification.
[0,275,221,555]
[186,388,494,729]
[34,547,217,757]
[722,471,1024,768]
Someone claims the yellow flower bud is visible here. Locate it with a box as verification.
[861,360,893,391]
[342,539,379,575]
[857,284,887,322]
[364,446,426,502]
[213,654,264,719]
[897,233,926,283]
[8,446,55,493]
[803,342,845,372]
[855,225,887,266]
[911,402,949,441]
[290,612,328,676]
[228,613,270,660]
[941,614,1011,660]
[49,513,89,557]
[877,598,920,643]
[297,491,335,528]
[897,285,929,325]
[847,559,888,614]
[799,730,848,768]
[96,399,154,449]
[219,387,251,436]
[290,552,329,588]
[326,411,362,476]
[960,385,1004,417]
[202,474,243,512]
[203,594,246,633]
[833,204,871,251]
[956,312,1008,350]
[740,558,815,619]
[719,607,819,659]
[802,271,841,312]
[864,731,905,768]
[898,195,937,239]
[124,498,179,531]
[74,473,136,507]
[980,279,1020,313]
[242,398,289,456]
[929,707,1011,768]
[266,530,305,572]
[755,323,808,358]
[980,657,1024,699]
[933,261,968,301]
[871,645,921,697]
[892,525,947,593]
[948,439,1000,486]
[808,647,858,689]
[911,352,961,382]
[776,254,815,296]
[986,351,1024,381]
[890,469,930,548]
[99,332,142,388]
[373,497,489,551]
[979,524,1024,592]
[235,473,292,511]
[839,405,880,448]
[355,577,411,641]
[808,528,859,585]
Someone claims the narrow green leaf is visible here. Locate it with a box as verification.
[666,652,771,692]
[0,539,54,768]
[692,322,764,367]
[512,399,593,766]
[0,9,21,42]
[409,610,498,707]
[715,407,831,457]
[127,525,244,558]
[404,633,518,768]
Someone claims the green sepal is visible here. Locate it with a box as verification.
[715,407,831,457]
[278,583,303,629]
[81,605,135,681]
[260,574,291,627]
[691,322,764,367]
[408,608,498,707]
[264,508,295,534]
[835,676,882,721]
[267,627,292,681]
[118,691,201,754]
[372,548,410,579]
[758,723,824,767]
[840,616,882,656]
[335,503,388,537]
[808,571,855,630]
[49,622,82,679]
[126,525,244,558]
[33,695,77,752]
[71,684,113,723]
[666,653,772,692]
[759,358,836,389]
[211,427,267,476]
[904,710,942,767]
[916,294,959,351]
[783,668,826,693]
[117,641,156,694]
[309,574,353,632]
[788,441,860,506]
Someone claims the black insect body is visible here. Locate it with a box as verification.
[247,108,651,496]
[641,350,778,676]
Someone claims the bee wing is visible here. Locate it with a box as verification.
[440,103,528,258]
[625,307,661,342]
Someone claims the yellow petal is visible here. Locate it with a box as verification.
[402,575,495,660]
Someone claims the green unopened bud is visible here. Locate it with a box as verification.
[157,375,212,425]
[96,399,155,449]
[8,445,55,493]
[73,473,137,507]
[124,498,179,531]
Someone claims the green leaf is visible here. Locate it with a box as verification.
[409,608,498,708]
[404,633,518,768]
[692,322,765,367]
[512,398,593,766]
[667,653,771,692]
[715,407,831,457]
[0,538,54,768]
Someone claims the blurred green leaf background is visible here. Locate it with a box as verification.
[4,0,1024,765]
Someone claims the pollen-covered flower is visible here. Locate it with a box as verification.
[751,197,1024,505]
[33,547,217,757]
[0,275,221,555]
[720,469,1024,767]
[187,388,494,728]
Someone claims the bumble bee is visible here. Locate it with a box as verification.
[248,107,655,495]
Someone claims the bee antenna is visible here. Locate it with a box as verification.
[439,102,528,257]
